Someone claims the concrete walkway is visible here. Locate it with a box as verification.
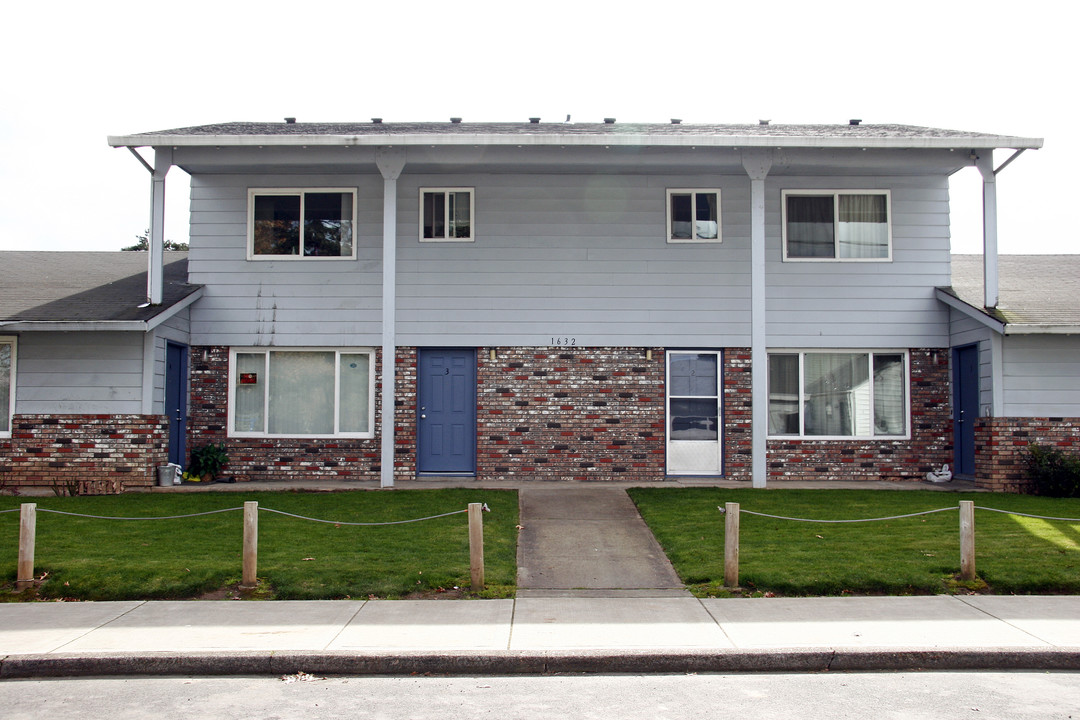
[1,595,1078,677]
[516,487,687,597]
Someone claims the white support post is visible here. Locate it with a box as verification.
[976,153,998,309]
[742,151,773,489]
[376,149,406,489]
[148,148,173,306]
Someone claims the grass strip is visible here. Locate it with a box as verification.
[627,488,1080,597]
[0,489,517,601]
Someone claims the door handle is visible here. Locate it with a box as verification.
[421,414,427,419]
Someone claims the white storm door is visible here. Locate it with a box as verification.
[666,351,722,475]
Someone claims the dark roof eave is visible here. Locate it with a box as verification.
[0,286,203,331]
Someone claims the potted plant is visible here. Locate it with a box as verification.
[186,442,229,483]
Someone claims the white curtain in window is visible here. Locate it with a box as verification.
[339,353,370,433]
[838,195,888,258]
[768,354,800,435]
[234,353,266,433]
[803,353,870,436]
[873,354,906,435]
[268,352,335,435]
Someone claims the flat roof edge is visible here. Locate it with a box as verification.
[108,133,1044,151]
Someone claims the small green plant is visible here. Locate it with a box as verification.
[1026,444,1080,498]
[187,442,229,482]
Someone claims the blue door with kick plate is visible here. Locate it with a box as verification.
[417,349,476,474]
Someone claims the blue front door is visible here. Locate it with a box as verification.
[417,349,477,474]
[952,345,979,476]
[165,342,188,466]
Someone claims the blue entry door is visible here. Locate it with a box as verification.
[952,345,979,476]
[165,342,189,466]
[417,349,477,474]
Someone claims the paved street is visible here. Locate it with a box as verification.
[2,672,1077,719]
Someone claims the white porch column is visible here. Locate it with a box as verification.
[148,148,173,305]
[742,150,773,489]
[977,152,999,309]
[376,148,406,488]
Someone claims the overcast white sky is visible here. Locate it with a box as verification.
[0,0,1072,254]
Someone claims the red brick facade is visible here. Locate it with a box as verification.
[476,347,666,481]
[975,417,1080,493]
[0,415,167,494]
[765,350,953,482]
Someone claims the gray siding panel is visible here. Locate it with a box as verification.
[16,332,145,414]
[187,171,952,349]
[1002,335,1080,416]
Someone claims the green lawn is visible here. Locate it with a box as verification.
[628,488,1080,597]
[1,489,517,601]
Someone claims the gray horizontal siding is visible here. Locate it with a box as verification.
[15,332,144,414]
[1002,335,1080,416]
[186,170,953,349]
[764,176,950,348]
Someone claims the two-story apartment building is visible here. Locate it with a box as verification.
[2,120,1060,493]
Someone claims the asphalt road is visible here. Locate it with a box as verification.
[1,672,1077,719]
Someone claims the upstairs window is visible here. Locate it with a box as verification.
[249,189,356,259]
[783,190,891,260]
[421,188,474,241]
[0,338,13,437]
[667,189,721,243]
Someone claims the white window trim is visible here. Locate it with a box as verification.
[227,347,375,439]
[781,189,892,262]
[666,188,722,244]
[767,349,911,441]
[247,188,358,260]
[419,187,475,242]
[0,336,14,438]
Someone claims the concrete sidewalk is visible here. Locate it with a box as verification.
[1,595,1079,678]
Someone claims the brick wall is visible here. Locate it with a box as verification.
[0,415,167,494]
[186,346,415,483]
[975,417,1080,493]
[476,347,666,481]
[765,349,952,482]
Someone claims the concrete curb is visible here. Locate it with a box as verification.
[3,647,1079,679]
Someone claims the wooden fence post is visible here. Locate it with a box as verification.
[724,502,740,588]
[960,500,976,581]
[241,501,258,589]
[468,503,485,591]
[16,503,36,590]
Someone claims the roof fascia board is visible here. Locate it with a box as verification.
[935,288,1005,334]
[1004,325,1080,335]
[108,133,1044,151]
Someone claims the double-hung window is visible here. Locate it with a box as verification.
[0,337,14,437]
[667,189,721,243]
[229,348,374,438]
[768,351,908,439]
[782,190,891,260]
[249,189,356,258]
[420,188,474,241]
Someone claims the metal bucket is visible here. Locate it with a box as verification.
[157,463,181,487]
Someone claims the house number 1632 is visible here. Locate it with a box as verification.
[550,337,577,346]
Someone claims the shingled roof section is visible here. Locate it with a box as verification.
[109,121,1042,150]
[0,251,201,326]
[948,254,1080,330]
